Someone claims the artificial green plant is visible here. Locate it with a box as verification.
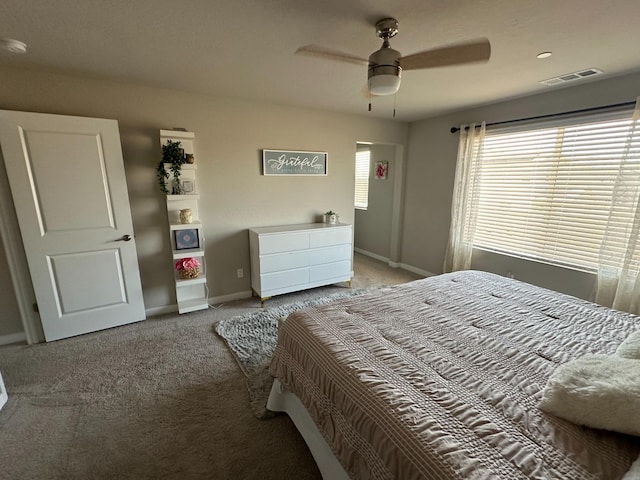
[157,139,185,194]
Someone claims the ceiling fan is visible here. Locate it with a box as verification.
[296,18,491,97]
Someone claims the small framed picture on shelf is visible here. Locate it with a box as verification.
[174,229,199,250]
[181,180,195,194]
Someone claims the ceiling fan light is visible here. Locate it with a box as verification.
[368,63,402,96]
[369,74,401,95]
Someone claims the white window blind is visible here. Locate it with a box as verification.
[466,109,640,272]
[355,149,371,209]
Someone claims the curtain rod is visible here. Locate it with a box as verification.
[449,100,637,133]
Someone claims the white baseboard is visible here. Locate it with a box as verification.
[145,304,178,317]
[146,290,254,318]
[354,248,436,278]
[0,331,27,346]
[354,247,390,264]
[210,290,253,305]
[397,263,436,278]
[144,262,437,318]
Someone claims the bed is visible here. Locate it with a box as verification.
[268,270,640,479]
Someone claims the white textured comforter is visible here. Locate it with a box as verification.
[270,271,640,479]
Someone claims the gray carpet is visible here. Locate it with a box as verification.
[214,289,367,419]
[0,299,325,480]
[0,253,422,479]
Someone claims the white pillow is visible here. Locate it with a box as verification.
[617,330,640,359]
[539,354,640,436]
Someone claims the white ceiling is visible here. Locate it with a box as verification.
[1,0,640,122]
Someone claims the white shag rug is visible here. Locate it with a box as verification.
[214,289,367,418]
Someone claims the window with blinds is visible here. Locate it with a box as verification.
[355,149,371,209]
[467,109,640,272]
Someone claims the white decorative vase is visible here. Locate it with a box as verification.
[325,214,338,224]
[179,208,192,224]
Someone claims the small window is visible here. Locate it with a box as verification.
[355,149,370,209]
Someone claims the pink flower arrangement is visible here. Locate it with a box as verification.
[175,257,200,271]
[175,257,201,279]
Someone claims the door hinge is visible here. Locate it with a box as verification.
[33,302,39,313]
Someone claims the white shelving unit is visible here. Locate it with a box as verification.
[160,130,208,314]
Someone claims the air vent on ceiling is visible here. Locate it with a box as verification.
[540,68,603,86]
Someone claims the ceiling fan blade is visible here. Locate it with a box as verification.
[295,45,368,66]
[399,38,491,70]
[361,82,373,99]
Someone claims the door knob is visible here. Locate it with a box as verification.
[117,234,132,242]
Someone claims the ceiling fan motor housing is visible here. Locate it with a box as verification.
[368,42,402,95]
[368,18,402,95]
[375,18,399,40]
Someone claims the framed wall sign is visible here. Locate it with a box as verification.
[174,229,199,250]
[262,149,328,176]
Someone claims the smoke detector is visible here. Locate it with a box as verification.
[0,38,27,54]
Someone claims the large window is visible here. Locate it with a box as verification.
[354,148,370,209]
[466,109,640,272]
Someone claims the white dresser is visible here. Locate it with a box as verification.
[249,223,353,302]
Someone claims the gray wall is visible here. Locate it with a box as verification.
[0,65,409,338]
[402,70,640,299]
[2,64,639,339]
[354,143,397,259]
[0,238,22,336]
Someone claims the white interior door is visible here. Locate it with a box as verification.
[0,110,146,342]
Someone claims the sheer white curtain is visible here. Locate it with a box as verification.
[595,98,640,314]
[444,122,485,272]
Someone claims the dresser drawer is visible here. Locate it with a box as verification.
[260,232,309,254]
[308,244,352,266]
[260,250,309,273]
[309,227,351,248]
[261,268,309,291]
[309,260,351,282]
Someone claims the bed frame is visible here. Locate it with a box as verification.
[266,379,350,480]
[0,371,7,411]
